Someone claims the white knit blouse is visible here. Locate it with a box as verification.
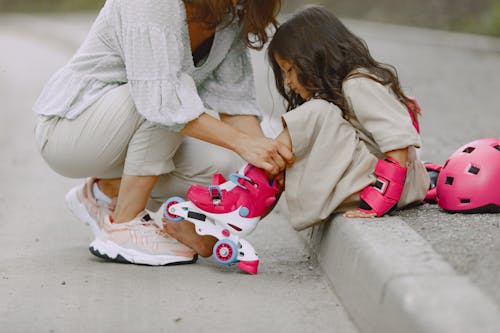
[33,0,262,130]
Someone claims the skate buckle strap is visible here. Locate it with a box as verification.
[373,178,388,194]
[358,157,407,217]
[229,173,253,190]
[208,185,223,205]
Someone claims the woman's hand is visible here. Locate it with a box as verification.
[235,134,294,176]
[219,114,294,175]
[182,113,294,175]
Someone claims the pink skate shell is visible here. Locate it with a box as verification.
[187,164,280,218]
[436,138,500,212]
[212,173,226,185]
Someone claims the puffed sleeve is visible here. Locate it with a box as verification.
[111,0,205,130]
[343,77,421,152]
[198,35,263,120]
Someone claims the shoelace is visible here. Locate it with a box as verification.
[134,214,182,245]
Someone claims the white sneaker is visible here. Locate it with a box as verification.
[89,211,197,266]
[65,178,115,237]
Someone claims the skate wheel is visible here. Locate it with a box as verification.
[162,196,185,222]
[213,239,238,264]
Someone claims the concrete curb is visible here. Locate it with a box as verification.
[300,215,500,333]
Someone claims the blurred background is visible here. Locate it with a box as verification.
[1,0,500,37]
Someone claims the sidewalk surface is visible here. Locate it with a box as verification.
[1,11,499,333]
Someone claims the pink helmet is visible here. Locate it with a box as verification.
[436,138,500,213]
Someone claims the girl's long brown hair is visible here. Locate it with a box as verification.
[185,0,281,50]
[267,6,420,122]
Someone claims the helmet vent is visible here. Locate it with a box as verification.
[463,147,475,153]
[494,145,500,152]
[468,165,480,175]
[460,199,471,204]
[445,176,454,185]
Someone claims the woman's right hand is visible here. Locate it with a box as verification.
[235,134,294,176]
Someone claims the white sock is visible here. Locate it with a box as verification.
[92,182,112,205]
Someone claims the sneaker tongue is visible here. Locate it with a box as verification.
[139,211,164,229]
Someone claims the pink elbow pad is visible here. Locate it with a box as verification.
[358,157,407,216]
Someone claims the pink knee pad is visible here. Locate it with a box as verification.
[358,157,407,216]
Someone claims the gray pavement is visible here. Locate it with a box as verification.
[0,13,357,333]
[305,213,500,333]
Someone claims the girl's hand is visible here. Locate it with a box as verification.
[343,210,377,218]
[275,171,286,187]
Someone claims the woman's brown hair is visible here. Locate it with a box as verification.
[185,0,281,50]
[267,6,420,123]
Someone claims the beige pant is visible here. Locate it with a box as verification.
[34,84,243,206]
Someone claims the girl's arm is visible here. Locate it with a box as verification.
[274,127,293,187]
[344,147,409,218]
[385,147,408,167]
[181,113,293,176]
[342,77,418,218]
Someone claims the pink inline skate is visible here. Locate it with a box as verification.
[161,164,281,275]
